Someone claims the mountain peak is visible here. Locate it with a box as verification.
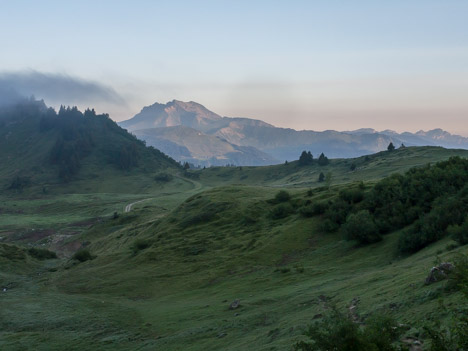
[119,99,222,132]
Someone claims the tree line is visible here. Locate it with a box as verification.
[303,156,468,252]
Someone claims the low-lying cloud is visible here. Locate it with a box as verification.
[0,70,125,107]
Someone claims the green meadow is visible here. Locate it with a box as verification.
[1,146,468,350]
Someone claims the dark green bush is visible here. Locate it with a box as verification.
[299,205,315,217]
[154,172,173,182]
[131,239,151,254]
[343,210,381,244]
[271,203,294,219]
[72,249,94,262]
[294,309,403,351]
[312,201,329,215]
[275,190,291,203]
[299,200,329,218]
[317,157,468,253]
[0,243,26,261]
[28,247,57,260]
[321,218,340,233]
[324,199,351,227]
[448,216,468,245]
[339,188,364,204]
[399,196,468,253]
[446,254,468,297]
[424,314,468,351]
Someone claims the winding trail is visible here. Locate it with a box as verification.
[124,198,153,213]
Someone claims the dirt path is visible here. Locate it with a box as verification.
[124,198,153,213]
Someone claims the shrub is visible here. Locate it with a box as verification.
[339,188,364,204]
[399,199,467,253]
[0,243,26,261]
[154,172,173,182]
[275,190,291,203]
[324,199,351,227]
[28,248,57,260]
[72,249,94,262]
[299,205,315,218]
[424,315,468,351]
[446,254,468,297]
[271,203,294,219]
[131,239,151,254]
[312,201,329,215]
[321,219,340,233]
[343,210,381,244]
[294,309,403,351]
[448,216,468,245]
[300,201,329,218]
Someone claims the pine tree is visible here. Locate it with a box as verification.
[318,153,329,166]
[299,151,313,166]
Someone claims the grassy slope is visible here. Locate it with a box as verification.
[1,147,468,350]
[196,146,468,188]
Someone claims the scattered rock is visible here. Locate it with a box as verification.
[229,299,240,310]
[425,262,455,284]
[217,332,227,338]
[234,313,239,316]
[402,337,424,351]
[348,297,360,323]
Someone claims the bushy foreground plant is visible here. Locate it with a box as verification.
[72,249,94,262]
[28,247,57,260]
[424,317,468,351]
[294,309,404,351]
[343,210,381,244]
[271,203,294,219]
[274,190,291,203]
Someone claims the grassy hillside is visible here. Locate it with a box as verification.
[194,146,468,188]
[1,151,468,350]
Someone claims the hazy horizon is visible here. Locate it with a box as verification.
[1,1,467,136]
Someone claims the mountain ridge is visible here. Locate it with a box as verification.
[119,100,468,165]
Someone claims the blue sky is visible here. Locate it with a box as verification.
[1,0,467,135]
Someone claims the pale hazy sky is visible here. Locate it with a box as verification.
[1,0,467,135]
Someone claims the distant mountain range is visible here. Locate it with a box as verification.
[119,100,468,166]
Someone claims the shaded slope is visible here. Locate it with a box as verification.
[133,125,279,166]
